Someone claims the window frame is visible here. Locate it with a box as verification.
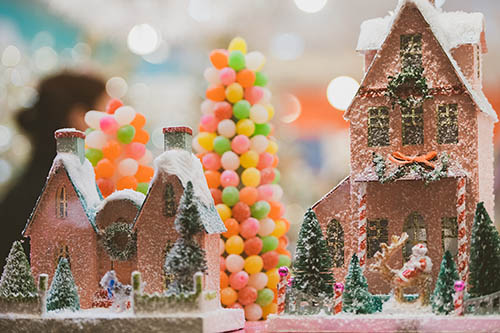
[403,212,427,261]
[368,106,390,147]
[56,186,68,219]
[441,217,458,258]
[437,103,458,144]
[163,183,177,217]
[400,33,423,69]
[401,105,424,146]
[326,219,344,268]
[367,218,389,258]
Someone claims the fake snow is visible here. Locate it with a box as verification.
[382,296,431,315]
[96,189,145,211]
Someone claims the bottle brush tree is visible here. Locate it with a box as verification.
[0,241,37,301]
[46,258,80,311]
[164,181,207,294]
[431,250,459,314]
[343,254,377,314]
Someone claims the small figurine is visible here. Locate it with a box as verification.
[100,271,132,312]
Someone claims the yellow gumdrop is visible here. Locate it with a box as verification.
[198,132,216,151]
[244,255,263,274]
[226,235,244,255]
[271,219,287,238]
[241,167,261,187]
[225,83,243,104]
[266,104,275,121]
[266,268,280,289]
[240,150,259,169]
[216,203,232,221]
[266,140,278,154]
[228,37,247,54]
[236,119,255,137]
[262,302,277,319]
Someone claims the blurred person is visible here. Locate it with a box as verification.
[0,72,108,268]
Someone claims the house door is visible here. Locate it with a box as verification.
[403,212,426,261]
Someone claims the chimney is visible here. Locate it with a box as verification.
[428,0,435,6]
[163,126,193,152]
[54,128,86,164]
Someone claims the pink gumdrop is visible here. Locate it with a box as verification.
[220,256,226,271]
[219,67,237,85]
[231,135,251,154]
[230,271,249,290]
[125,142,146,159]
[257,152,274,170]
[245,303,263,321]
[239,287,258,306]
[244,86,264,105]
[248,272,268,290]
[220,170,239,187]
[240,218,260,239]
[260,168,275,184]
[257,185,274,201]
[230,302,243,309]
[202,152,221,171]
[201,114,218,133]
[219,238,225,255]
[99,116,119,134]
[211,188,222,204]
[226,254,245,273]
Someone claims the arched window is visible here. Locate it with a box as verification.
[326,219,344,267]
[441,217,458,257]
[164,183,177,217]
[403,212,426,261]
[367,218,389,258]
[56,186,67,218]
[54,243,70,267]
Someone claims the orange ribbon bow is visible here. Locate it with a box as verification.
[388,151,437,169]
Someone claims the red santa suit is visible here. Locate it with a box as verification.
[396,243,432,284]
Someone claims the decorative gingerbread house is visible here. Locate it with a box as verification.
[313,0,496,294]
[23,127,225,308]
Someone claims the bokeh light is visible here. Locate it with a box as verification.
[270,33,304,61]
[127,24,159,55]
[326,76,359,111]
[1,45,21,67]
[279,93,302,124]
[294,0,328,13]
[106,77,128,99]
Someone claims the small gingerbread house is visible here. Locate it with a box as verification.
[313,0,496,294]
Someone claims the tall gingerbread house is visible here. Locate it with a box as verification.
[313,0,496,294]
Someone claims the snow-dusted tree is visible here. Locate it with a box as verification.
[0,241,37,301]
[343,254,377,314]
[469,202,500,297]
[431,250,459,314]
[46,258,80,311]
[292,208,334,298]
[164,181,207,293]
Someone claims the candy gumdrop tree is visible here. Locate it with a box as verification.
[84,99,154,197]
[46,258,80,311]
[431,250,459,315]
[0,241,37,301]
[194,37,291,321]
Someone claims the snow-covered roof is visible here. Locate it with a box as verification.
[96,189,145,212]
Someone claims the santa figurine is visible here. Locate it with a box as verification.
[396,243,432,284]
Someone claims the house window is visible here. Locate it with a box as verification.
[368,107,390,147]
[163,241,175,289]
[367,219,389,258]
[400,34,422,69]
[403,212,426,261]
[437,104,458,144]
[401,106,424,145]
[326,219,344,267]
[441,217,458,258]
[164,183,177,217]
[477,45,481,79]
[54,243,70,267]
[56,186,67,218]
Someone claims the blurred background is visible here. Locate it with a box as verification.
[1,0,500,251]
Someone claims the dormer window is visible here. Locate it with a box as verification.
[56,186,67,218]
[368,106,390,147]
[437,104,458,144]
[164,183,177,217]
[402,106,424,145]
[400,34,422,69]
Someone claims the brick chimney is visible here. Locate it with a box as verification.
[163,126,193,152]
[54,128,86,164]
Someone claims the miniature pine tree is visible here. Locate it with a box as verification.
[468,202,500,297]
[431,250,459,314]
[0,241,37,301]
[343,254,376,314]
[164,181,207,293]
[46,258,80,311]
[292,208,334,298]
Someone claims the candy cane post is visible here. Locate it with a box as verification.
[333,282,344,314]
[277,266,289,315]
[456,177,468,281]
[358,183,368,269]
[454,280,465,316]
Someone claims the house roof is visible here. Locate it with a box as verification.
[346,0,497,122]
[96,189,145,212]
[312,176,350,209]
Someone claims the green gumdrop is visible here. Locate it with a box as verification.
[85,128,95,135]
[85,148,103,166]
[272,169,281,184]
[233,100,251,119]
[251,200,270,219]
[253,123,271,137]
[261,236,279,253]
[256,288,274,307]
[136,182,149,195]
[117,125,136,144]
[228,50,246,71]
[277,254,291,268]
[222,186,240,207]
[213,136,231,155]
[254,72,268,87]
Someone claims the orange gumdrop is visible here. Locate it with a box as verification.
[116,176,138,190]
[236,69,256,88]
[278,235,289,249]
[210,49,229,69]
[102,140,122,161]
[131,112,146,129]
[268,201,284,220]
[239,187,258,206]
[206,85,226,102]
[222,218,240,238]
[205,170,221,189]
[281,218,290,232]
[276,247,291,257]
[95,158,115,179]
[133,129,150,144]
[272,155,279,168]
[97,178,115,197]
[220,271,229,289]
[106,99,123,114]
[135,165,154,183]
